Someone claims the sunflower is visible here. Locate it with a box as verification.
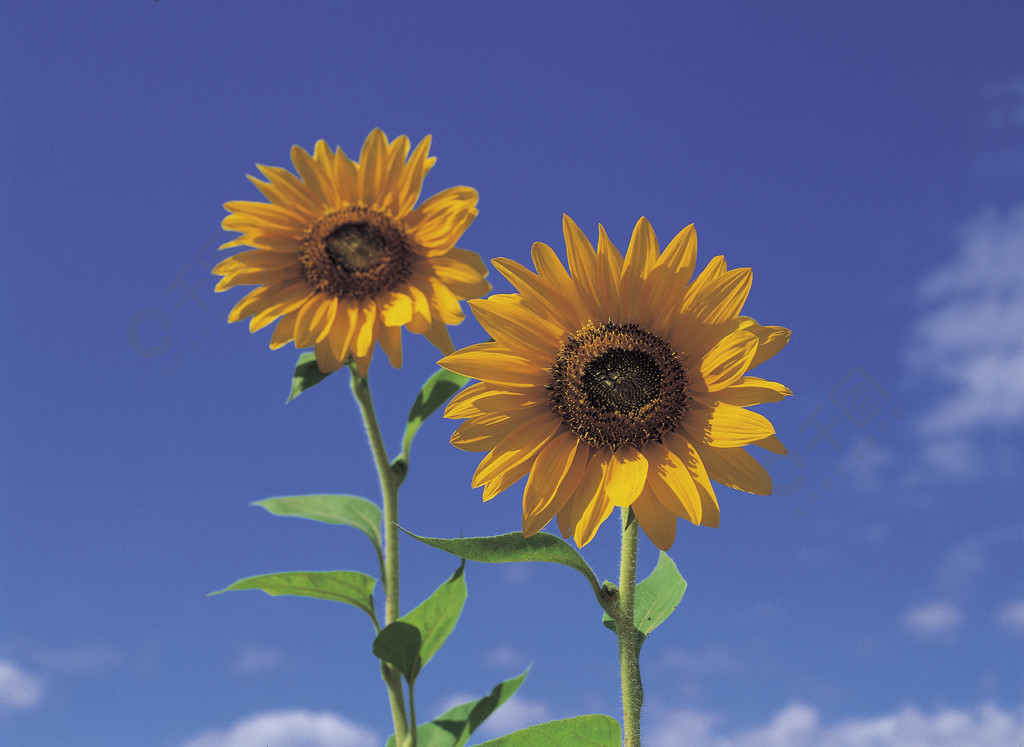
[439,215,791,550]
[213,129,490,375]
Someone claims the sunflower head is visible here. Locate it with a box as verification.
[440,215,791,550]
[213,129,491,376]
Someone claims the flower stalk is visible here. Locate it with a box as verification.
[617,508,643,747]
[349,366,409,745]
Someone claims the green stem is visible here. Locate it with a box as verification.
[350,367,409,745]
[617,508,642,747]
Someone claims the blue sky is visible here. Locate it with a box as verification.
[2,2,1023,745]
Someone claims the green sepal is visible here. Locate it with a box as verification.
[372,562,467,682]
[287,352,331,402]
[252,494,382,552]
[385,669,530,747]
[475,715,621,746]
[209,570,377,621]
[404,530,603,603]
[602,551,686,650]
[397,368,469,469]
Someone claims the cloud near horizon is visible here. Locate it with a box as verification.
[646,699,1024,747]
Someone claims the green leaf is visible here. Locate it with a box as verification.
[288,352,331,402]
[399,368,469,463]
[209,570,376,620]
[372,563,467,682]
[372,621,422,683]
[602,551,687,649]
[252,494,382,551]
[385,669,529,747]
[404,530,603,602]
[475,715,621,746]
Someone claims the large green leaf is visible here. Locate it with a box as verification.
[209,570,376,620]
[372,621,421,683]
[603,551,687,649]
[475,715,621,746]
[399,368,469,464]
[404,530,603,602]
[252,494,382,551]
[385,669,529,747]
[372,563,467,682]
[287,352,332,402]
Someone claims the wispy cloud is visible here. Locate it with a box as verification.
[660,645,746,676]
[901,601,963,641]
[646,700,1024,747]
[182,709,377,747]
[485,643,526,669]
[0,660,44,713]
[474,695,552,739]
[233,644,284,674]
[997,598,1024,635]
[28,643,123,676]
[906,205,1024,476]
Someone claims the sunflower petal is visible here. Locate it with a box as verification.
[522,432,587,536]
[605,445,648,507]
[694,443,772,495]
[632,491,677,551]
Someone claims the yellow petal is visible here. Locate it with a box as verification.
[523,434,588,536]
[357,128,387,203]
[450,413,516,451]
[752,433,787,455]
[471,412,561,487]
[572,457,616,548]
[713,376,793,406]
[405,187,479,254]
[353,300,378,357]
[379,290,413,327]
[433,249,492,299]
[324,302,358,365]
[561,215,605,322]
[289,142,332,208]
[378,322,403,368]
[681,401,776,448]
[440,343,550,388]
[662,432,719,527]
[595,224,624,318]
[690,331,758,392]
[750,325,791,369]
[644,439,702,524]
[393,135,434,217]
[631,491,677,551]
[482,458,534,502]
[269,309,298,349]
[605,445,648,508]
[620,217,658,320]
[468,297,561,360]
[693,443,772,495]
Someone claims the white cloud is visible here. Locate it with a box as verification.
[29,644,123,675]
[182,710,377,747]
[474,695,552,739]
[485,643,526,669]
[997,599,1024,635]
[909,206,1024,446]
[233,644,284,673]
[0,660,44,713]
[661,645,745,675]
[901,601,963,641]
[646,700,1024,747]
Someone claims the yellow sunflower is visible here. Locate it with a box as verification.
[213,129,490,375]
[439,215,791,550]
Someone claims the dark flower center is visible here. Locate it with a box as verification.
[549,321,689,450]
[300,207,413,299]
